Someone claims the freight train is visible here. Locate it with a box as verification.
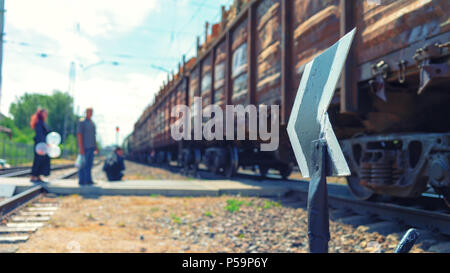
[127,0,450,206]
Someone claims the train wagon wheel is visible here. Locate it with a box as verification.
[258,165,268,178]
[166,152,172,167]
[210,155,221,175]
[346,173,375,200]
[223,146,238,178]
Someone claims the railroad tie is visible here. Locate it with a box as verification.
[0,235,29,244]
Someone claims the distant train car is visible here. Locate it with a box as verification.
[131,0,450,205]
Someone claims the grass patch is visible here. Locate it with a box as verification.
[225,199,245,213]
[263,200,281,209]
[150,207,159,212]
[245,200,254,207]
[86,213,95,220]
[149,194,160,198]
[170,214,182,224]
[204,211,212,217]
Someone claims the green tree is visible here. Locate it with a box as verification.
[7,91,78,144]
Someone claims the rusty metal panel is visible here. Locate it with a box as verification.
[281,0,293,124]
[293,0,341,81]
[231,17,249,105]
[201,54,213,107]
[177,77,188,106]
[214,40,227,106]
[248,4,257,105]
[256,0,282,106]
[340,0,357,113]
[189,66,199,106]
[356,0,450,66]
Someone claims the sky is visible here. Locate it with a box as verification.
[1,0,234,146]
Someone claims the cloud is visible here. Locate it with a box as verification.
[5,0,159,63]
[74,71,166,145]
[3,0,162,145]
[6,0,159,37]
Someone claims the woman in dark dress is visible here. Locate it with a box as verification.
[30,108,50,182]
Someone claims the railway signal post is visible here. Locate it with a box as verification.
[287,29,356,253]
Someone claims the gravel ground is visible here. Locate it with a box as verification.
[91,159,347,185]
[92,160,187,181]
[16,195,426,253]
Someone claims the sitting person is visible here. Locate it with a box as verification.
[103,147,125,181]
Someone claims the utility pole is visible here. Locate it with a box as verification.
[116,126,119,146]
[0,0,5,113]
[63,61,76,142]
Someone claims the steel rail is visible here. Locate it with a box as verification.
[290,183,450,236]
[0,185,46,218]
[0,167,30,175]
[0,164,75,177]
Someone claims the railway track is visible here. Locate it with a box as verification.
[0,186,58,253]
[0,164,77,252]
[279,184,450,252]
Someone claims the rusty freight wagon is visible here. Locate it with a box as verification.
[129,0,450,205]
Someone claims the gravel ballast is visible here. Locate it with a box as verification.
[15,195,426,253]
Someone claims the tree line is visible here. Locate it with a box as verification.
[0,90,79,154]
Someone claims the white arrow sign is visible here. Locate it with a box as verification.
[287,29,356,178]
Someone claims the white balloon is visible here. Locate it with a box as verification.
[35,142,48,156]
[46,132,61,145]
[47,145,61,158]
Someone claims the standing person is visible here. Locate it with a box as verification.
[30,108,50,183]
[77,107,98,185]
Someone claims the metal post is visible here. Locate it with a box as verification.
[247,3,256,105]
[281,0,293,124]
[14,142,18,166]
[339,0,357,113]
[0,0,5,109]
[1,137,5,159]
[307,139,330,253]
[394,229,420,253]
[225,31,232,105]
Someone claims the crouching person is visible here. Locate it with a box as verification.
[103,147,125,181]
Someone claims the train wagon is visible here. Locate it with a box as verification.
[129,0,450,205]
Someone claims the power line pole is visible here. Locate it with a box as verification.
[0,0,5,113]
[63,61,76,142]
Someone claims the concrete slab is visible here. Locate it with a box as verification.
[6,222,44,228]
[20,211,54,216]
[366,221,404,235]
[27,207,58,211]
[32,203,59,207]
[0,246,18,253]
[338,215,377,226]
[0,226,37,234]
[428,242,450,253]
[11,216,51,222]
[0,177,293,197]
[0,235,28,243]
